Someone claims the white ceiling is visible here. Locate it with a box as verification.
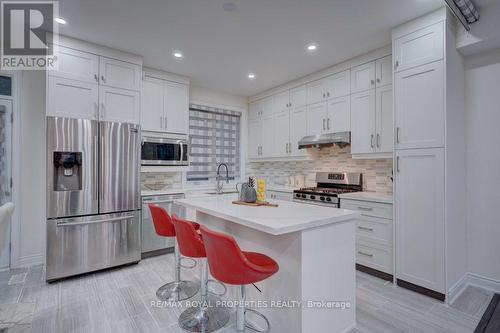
[58,0,445,96]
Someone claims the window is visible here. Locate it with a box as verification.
[0,76,12,97]
[187,104,241,184]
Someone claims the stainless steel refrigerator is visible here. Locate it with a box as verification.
[46,117,141,281]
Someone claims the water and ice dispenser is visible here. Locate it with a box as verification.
[52,152,82,191]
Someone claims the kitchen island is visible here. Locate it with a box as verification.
[175,195,360,333]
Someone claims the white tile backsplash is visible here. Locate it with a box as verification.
[141,172,182,191]
[246,146,393,194]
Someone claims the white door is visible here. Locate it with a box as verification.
[306,102,327,135]
[395,148,445,293]
[141,77,164,132]
[328,70,350,99]
[248,119,262,159]
[99,57,141,91]
[289,85,306,109]
[49,46,99,83]
[375,85,393,153]
[350,90,375,155]
[163,81,189,134]
[306,78,328,105]
[394,61,444,149]
[393,22,444,72]
[274,110,290,157]
[260,115,275,158]
[0,99,12,269]
[351,61,376,93]
[375,56,392,88]
[99,86,140,124]
[327,96,350,133]
[289,107,307,156]
[47,76,99,120]
[273,91,290,114]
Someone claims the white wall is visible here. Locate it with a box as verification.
[190,85,247,111]
[465,48,500,281]
[15,71,46,267]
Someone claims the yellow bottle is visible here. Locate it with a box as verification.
[257,179,266,203]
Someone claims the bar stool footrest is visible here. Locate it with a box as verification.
[244,308,271,333]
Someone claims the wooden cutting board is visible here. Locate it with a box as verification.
[232,200,279,207]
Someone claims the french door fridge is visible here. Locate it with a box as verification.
[46,117,141,281]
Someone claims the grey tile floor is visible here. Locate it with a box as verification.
[0,254,493,333]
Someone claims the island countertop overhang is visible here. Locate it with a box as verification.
[174,196,360,235]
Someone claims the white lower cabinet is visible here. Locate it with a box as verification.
[47,76,99,120]
[394,148,445,293]
[341,198,393,276]
[99,86,140,124]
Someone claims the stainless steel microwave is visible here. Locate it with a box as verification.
[141,135,189,166]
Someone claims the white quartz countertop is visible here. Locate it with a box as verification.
[174,195,360,235]
[141,189,186,197]
[338,192,393,204]
[266,186,295,193]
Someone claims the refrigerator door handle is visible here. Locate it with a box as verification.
[56,215,135,227]
[93,135,99,202]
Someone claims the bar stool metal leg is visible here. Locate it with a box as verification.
[236,285,271,333]
[178,258,230,332]
[156,240,199,302]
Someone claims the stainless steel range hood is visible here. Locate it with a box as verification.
[298,131,351,149]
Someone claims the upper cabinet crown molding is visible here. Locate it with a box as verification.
[143,67,190,85]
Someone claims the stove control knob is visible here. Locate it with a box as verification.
[320,197,325,201]
[301,194,306,198]
[326,197,332,202]
[296,193,301,198]
[310,195,316,200]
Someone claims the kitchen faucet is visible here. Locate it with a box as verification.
[216,163,229,194]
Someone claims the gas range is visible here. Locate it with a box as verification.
[293,173,363,207]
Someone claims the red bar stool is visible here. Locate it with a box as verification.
[172,215,230,332]
[149,204,199,301]
[200,225,279,333]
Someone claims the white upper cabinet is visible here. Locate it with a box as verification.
[163,81,189,134]
[393,22,444,72]
[47,76,98,120]
[395,148,445,293]
[289,85,306,109]
[260,96,274,117]
[249,100,262,120]
[327,96,351,133]
[376,85,393,154]
[50,46,99,84]
[306,102,328,136]
[306,78,328,105]
[350,90,376,155]
[273,90,290,114]
[274,110,291,157]
[99,57,141,91]
[351,61,376,93]
[327,70,350,99]
[99,86,140,124]
[141,77,164,132]
[248,118,262,159]
[260,115,275,158]
[375,56,392,87]
[289,107,307,156]
[394,60,444,149]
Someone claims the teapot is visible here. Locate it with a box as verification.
[235,182,257,203]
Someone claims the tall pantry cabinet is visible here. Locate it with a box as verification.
[392,8,466,300]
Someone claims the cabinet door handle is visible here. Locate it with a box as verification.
[370,134,374,148]
[323,119,326,131]
[377,78,381,84]
[322,93,325,98]
[396,156,400,173]
[289,142,292,153]
[377,133,380,148]
[100,103,105,119]
[94,74,99,82]
[396,127,401,144]
[101,75,106,83]
[358,251,374,258]
[94,102,98,119]
[358,226,374,232]
[164,116,167,128]
[327,92,330,97]
[394,60,399,70]
[327,118,330,130]
[357,206,373,211]
[371,80,375,86]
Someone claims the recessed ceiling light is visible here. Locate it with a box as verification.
[307,44,317,51]
[222,2,236,12]
[55,17,67,25]
[248,73,256,79]
[173,51,183,59]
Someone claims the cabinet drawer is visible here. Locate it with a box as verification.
[356,241,393,274]
[341,199,392,219]
[356,216,392,246]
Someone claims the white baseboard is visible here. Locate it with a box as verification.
[448,272,500,304]
[17,254,44,268]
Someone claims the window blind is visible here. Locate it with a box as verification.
[187,104,241,184]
